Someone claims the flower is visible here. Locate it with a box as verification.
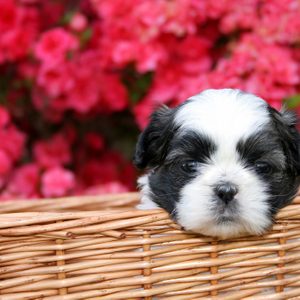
[98,73,128,112]
[41,167,75,197]
[1,0,300,199]
[69,12,88,31]
[0,0,18,32]
[37,63,74,98]
[0,150,12,176]
[209,34,300,105]
[84,181,129,195]
[0,124,26,162]
[0,106,10,127]
[35,28,79,66]
[85,133,105,151]
[33,133,72,169]
[0,0,39,62]
[7,164,40,197]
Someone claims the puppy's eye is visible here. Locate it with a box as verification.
[254,161,272,174]
[181,161,199,173]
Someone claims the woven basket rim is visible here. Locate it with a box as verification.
[2,193,300,299]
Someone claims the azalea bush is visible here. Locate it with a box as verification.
[0,0,300,199]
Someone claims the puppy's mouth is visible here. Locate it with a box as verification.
[213,200,240,224]
[217,215,236,224]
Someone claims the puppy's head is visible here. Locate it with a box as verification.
[134,89,300,238]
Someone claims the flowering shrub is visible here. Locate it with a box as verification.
[0,0,300,199]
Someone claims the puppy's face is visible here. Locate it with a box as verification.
[134,89,300,238]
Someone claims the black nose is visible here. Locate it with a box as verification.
[214,183,238,204]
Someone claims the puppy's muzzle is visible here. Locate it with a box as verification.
[214,182,238,204]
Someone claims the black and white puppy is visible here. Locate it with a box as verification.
[134,89,300,238]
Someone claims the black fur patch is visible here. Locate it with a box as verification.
[167,131,217,164]
[134,105,178,169]
[237,107,300,213]
[237,130,285,171]
[268,106,300,175]
[148,131,216,217]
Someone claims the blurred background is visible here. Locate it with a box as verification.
[0,0,300,200]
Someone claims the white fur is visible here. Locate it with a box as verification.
[176,156,271,238]
[175,89,269,144]
[138,89,274,238]
[173,89,272,237]
[137,175,158,209]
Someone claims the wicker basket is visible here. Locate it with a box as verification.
[1,193,300,300]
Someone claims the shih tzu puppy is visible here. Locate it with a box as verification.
[134,89,300,238]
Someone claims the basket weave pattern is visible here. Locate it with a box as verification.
[1,192,300,299]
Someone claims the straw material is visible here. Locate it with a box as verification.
[1,192,300,299]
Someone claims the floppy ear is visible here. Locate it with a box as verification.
[134,105,176,169]
[269,106,300,175]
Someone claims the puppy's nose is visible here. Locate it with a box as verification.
[214,183,238,204]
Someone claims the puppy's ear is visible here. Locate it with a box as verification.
[134,105,176,169]
[269,106,300,175]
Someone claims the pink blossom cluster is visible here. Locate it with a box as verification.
[0,0,300,199]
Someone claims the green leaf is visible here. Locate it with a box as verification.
[80,28,93,48]
[284,94,300,109]
[60,11,76,25]
[122,64,153,105]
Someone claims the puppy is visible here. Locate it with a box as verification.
[134,89,300,238]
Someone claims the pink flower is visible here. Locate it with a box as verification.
[0,125,26,161]
[91,0,204,72]
[219,0,259,33]
[35,28,79,66]
[8,164,40,197]
[134,34,212,127]
[109,40,137,67]
[84,181,129,195]
[0,0,39,63]
[66,67,99,113]
[85,133,105,151]
[2,9,39,61]
[64,51,102,113]
[33,133,71,168]
[209,33,299,105]
[32,89,67,121]
[18,61,38,81]
[0,150,12,176]
[41,167,75,197]
[161,0,206,35]
[135,41,168,73]
[168,35,212,74]
[38,2,65,30]
[98,74,128,112]
[76,150,135,189]
[78,158,119,187]
[256,0,300,43]
[1,0,300,200]
[0,0,17,32]
[69,12,87,31]
[0,107,10,127]
[37,63,74,97]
